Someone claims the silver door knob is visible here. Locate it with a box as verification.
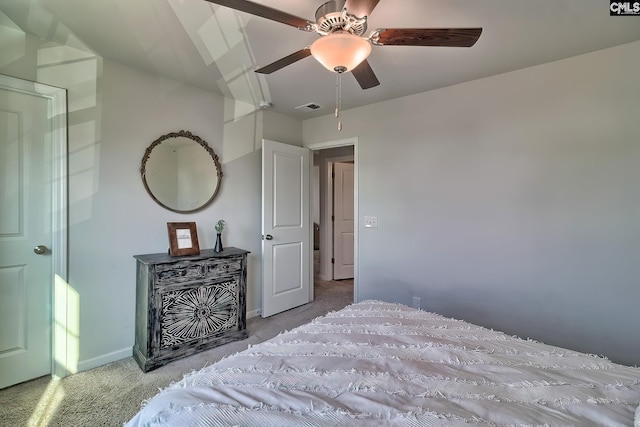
[34,245,48,255]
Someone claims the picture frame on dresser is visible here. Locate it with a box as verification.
[167,222,200,256]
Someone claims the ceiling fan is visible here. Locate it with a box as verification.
[205,0,482,90]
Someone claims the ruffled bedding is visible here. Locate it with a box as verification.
[126,300,640,426]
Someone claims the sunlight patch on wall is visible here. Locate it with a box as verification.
[224,68,259,107]
[36,42,102,226]
[169,0,269,113]
[169,0,244,66]
[66,120,99,225]
[37,44,96,65]
[21,4,53,40]
[200,9,245,63]
[223,97,261,164]
[198,15,230,64]
[37,48,99,113]
[53,274,79,376]
[0,12,26,68]
[67,120,97,159]
[227,97,257,121]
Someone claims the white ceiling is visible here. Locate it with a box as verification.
[2,0,640,119]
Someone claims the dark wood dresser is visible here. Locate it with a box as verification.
[133,247,249,372]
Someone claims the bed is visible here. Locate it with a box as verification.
[126,300,640,426]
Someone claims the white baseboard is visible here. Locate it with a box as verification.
[77,347,132,373]
[76,311,265,374]
[247,308,260,319]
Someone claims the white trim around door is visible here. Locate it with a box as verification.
[305,137,359,302]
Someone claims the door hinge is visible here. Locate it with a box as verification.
[331,215,335,221]
[332,172,335,179]
[331,258,335,264]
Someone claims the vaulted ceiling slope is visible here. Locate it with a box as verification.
[2,0,639,119]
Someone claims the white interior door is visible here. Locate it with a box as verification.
[0,84,53,388]
[262,140,311,317]
[332,162,355,280]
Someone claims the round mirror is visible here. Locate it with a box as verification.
[141,130,222,213]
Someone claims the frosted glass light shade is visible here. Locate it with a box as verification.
[310,31,372,73]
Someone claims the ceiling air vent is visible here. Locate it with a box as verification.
[295,102,323,112]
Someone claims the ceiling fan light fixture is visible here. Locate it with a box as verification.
[310,31,372,73]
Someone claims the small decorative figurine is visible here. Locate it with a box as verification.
[214,220,225,252]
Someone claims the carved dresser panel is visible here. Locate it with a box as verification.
[133,248,249,372]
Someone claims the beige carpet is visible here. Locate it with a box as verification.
[0,279,353,427]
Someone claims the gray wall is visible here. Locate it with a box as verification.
[303,41,640,366]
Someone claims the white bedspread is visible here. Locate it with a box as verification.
[126,301,640,426]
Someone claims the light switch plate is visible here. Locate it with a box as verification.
[364,216,378,228]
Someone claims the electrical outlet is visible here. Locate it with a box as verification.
[412,296,421,310]
[364,216,378,228]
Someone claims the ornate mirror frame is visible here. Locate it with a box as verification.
[140,130,223,213]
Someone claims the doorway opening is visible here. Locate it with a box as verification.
[308,138,358,304]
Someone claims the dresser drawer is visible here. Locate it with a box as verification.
[155,261,205,285]
[206,258,242,276]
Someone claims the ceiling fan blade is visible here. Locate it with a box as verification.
[255,48,312,74]
[372,28,483,47]
[344,0,381,18]
[204,0,312,29]
[352,59,380,90]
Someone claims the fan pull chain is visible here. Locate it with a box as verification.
[335,71,343,131]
